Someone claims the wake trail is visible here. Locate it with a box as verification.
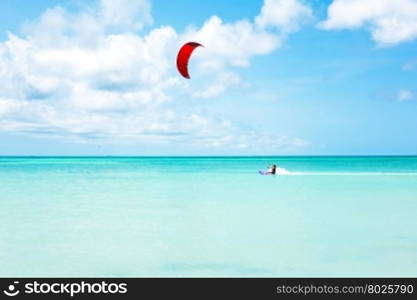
[276,169,417,176]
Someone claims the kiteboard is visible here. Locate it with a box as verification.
[259,170,273,175]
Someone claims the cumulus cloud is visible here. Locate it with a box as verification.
[184,16,279,69]
[397,89,414,101]
[99,0,153,30]
[184,0,312,70]
[256,0,313,32]
[181,0,312,103]
[192,71,240,99]
[0,0,310,152]
[319,0,417,46]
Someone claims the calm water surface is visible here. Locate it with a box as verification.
[0,156,416,276]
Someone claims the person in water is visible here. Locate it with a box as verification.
[267,164,277,174]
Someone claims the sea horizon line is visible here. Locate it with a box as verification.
[1,155,417,158]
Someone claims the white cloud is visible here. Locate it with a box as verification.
[256,0,313,32]
[0,98,21,116]
[184,16,280,69]
[184,0,312,71]
[319,0,417,46]
[397,89,414,101]
[99,0,153,30]
[192,71,240,99]
[0,0,310,152]
[181,0,313,103]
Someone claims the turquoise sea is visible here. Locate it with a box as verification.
[0,156,416,277]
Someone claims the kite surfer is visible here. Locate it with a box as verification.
[259,164,277,175]
[267,164,277,175]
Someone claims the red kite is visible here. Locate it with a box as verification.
[176,42,203,79]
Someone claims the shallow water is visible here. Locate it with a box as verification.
[0,156,416,277]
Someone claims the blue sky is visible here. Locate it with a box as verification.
[0,0,416,155]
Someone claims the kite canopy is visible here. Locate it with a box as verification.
[176,42,202,79]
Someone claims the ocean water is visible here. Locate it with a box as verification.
[0,156,416,277]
